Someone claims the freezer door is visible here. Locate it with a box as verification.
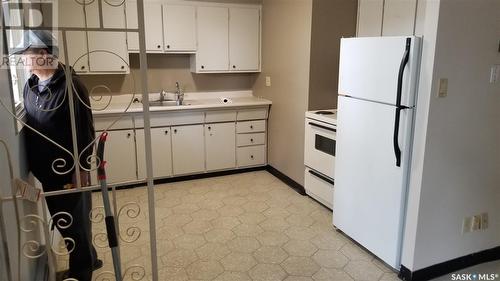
[338,36,420,107]
[333,96,413,269]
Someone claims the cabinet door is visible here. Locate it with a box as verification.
[229,7,260,71]
[65,31,89,73]
[163,4,197,52]
[171,125,205,175]
[85,0,126,28]
[87,31,129,72]
[382,0,417,36]
[58,0,87,28]
[205,123,236,171]
[196,6,229,71]
[357,0,383,37]
[136,128,173,179]
[104,130,137,184]
[125,0,139,51]
[126,1,164,52]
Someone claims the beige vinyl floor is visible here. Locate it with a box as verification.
[55,170,499,280]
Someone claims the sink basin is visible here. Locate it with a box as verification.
[146,99,194,107]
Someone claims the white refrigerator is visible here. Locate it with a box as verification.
[333,36,421,269]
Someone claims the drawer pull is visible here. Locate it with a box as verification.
[165,130,168,135]
[208,126,211,130]
[174,129,177,134]
[250,125,253,129]
[157,45,161,49]
[250,155,254,159]
[250,138,254,142]
[127,133,131,138]
[308,170,335,185]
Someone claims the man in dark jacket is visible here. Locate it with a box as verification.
[14,30,101,281]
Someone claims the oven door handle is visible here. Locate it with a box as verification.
[308,122,336,132]
[308,170,335,186]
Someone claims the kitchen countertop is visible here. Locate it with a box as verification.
[91,90,272,116]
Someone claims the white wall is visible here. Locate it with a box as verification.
[253,0,313,185]
[402,0,500,271]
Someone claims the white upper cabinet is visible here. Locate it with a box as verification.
[87,31,129,73]
[163,4,197,53]
[229,7,260,71]
[65,31,89,73]
[357,0,417,37]
[381,0,417,36]
[126,1,163,52]
[58,0,87,28]
[85,0,126,28]
[195,6,229,72]
[357,0,383,37]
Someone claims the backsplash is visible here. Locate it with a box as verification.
[80,54,258,96]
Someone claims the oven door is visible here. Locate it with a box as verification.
[304,119,336,178]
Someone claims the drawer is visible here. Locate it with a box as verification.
[94,115,133,131]
[237,145,266,167]
[237,133,266,147]
[304,168,334,209]
[237,108,268,120]
[205,110,237,123]
[236,120,266,133]
[134,111,204,128]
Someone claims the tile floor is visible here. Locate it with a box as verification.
[56,170,499,281]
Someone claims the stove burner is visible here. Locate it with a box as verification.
[315,110,335,115]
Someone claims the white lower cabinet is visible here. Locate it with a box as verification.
[136,128,173,179]
[205,122,236,171]
[95,130,137,184]
[237,145,266,167]
[171,124,205,175]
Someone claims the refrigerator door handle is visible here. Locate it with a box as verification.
[393,38,411,167]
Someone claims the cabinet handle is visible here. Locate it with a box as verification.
[250,125,253,129]
[81,65,85,70]
[232,65,236,69]
[174,129,177,134]
[166,45,170,49]
[250,138,254,142]
[157,45,161,49]
[201,65,205,69]
[127,133,131,138]
[208,126,211,130]
[250,155,254,159]
[121,65,125,70]
[165,130,168,135]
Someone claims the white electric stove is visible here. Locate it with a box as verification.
[304,109,337,209]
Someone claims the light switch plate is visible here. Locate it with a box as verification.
[490,65,500,84]
[265,76,271,87]
[438,78,448,98]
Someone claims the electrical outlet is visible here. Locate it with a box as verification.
[462,216,472,234]
[438,78,448,98]
[471,215,482,231]
[481,213,489,230]
[265,76,271,87]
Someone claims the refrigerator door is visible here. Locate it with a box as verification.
[333,96,414,269]
[338,36,420,107]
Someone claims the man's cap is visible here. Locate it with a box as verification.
[11,30,59,57]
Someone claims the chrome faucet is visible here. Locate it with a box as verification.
[175,82,184,106]
[159,89,166,102]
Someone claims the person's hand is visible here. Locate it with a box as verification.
[72,170,91,187]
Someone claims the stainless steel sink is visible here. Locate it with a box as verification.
[146,100,193,106]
